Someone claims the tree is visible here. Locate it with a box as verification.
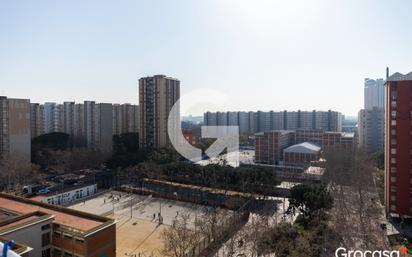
[323,149,389,250]
[288,184,333,220]
[112,133,139,154]
[372,149,384,170]
[260,222,298,257]
[195,207,227,241]
[161,213,201,257]
[0,156,41,192]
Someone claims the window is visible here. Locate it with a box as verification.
[391,149,397,154]
[53,249,62,257]
[42,233,50,247]
[392,139,397,145]
[391,205,396,211]
[391,167,397,174]
[41,224,51,231]
[391,176,397,183]
[391,129,397,135]
[391,111,397,118]
[42,248,51,257]
[391,158,397,164]
[63,252,73,257]
[75,238,84,244]
[392,120,397,126]
[391,195,396,201]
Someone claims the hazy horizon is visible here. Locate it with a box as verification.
[2,0,412,117]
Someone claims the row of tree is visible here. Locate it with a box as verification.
[118,161,280,196]
[161,183,336,257]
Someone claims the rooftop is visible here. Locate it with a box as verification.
[0,211,53,235]
[387,71,412,82]
[30,183,97,200]
[255,130,295,136]
[284,142,321,154]
[0,193,114,234]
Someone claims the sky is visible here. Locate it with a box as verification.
[1,0,412,116]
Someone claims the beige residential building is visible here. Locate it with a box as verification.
[113,104,139,135]
[30,103,45,138]
[73,103,86,147]
[84,101,113,155]
[62,102,75,136]
[0,96,31,163]
[139,75,180,148]
[43,102,63,133]
[358,108,384,153]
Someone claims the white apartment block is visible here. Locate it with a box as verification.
[43,102,62,133]
[358,107,384,153]
[62,102,75,136]
[84,101,113,154]
[113,104,139,135]
[30,103,45,138]
[204,110,343,134]
[358,78,385,153]
[30,101,122,155]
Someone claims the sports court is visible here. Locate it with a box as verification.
[69,190,228,257]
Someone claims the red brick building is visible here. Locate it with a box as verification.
[321,132,355,153]
[385,71,412,217]
[255,130,295,164]
[255,129,355,165]
[283,142,321,166]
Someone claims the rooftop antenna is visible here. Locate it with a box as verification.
[386,67,389,80]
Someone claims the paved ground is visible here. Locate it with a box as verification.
[69,190,215,227]
[114,214,166,257]
[69,190,230,257]
[197,150,254,167]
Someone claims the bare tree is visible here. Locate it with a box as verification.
[0,155,39,193]
[161,213,201,257]
[324,149,389,250]
[195,207,228,242]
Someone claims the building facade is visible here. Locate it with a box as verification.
[204,110,343,134]
[33,184,98,206]
[283,142,321,166]
[358,78,385,153]
[255,129,355,165]
[0,193,116,257]
[358,107,384,153]
[0,97,31,163]
[113,104,139,135]
[84,101,113,155]
[0,210,54,257]
[255,130,295,164]
[44,103,63,134]
[385,71,412,217]
[62,102,75,137]
[30,103,45,139]
[365,78,385,110]
[139,75,180,148]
